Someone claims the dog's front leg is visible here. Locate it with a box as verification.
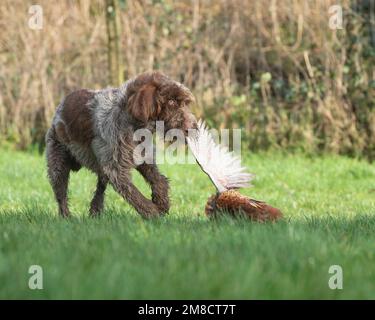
[104,165,161,218]
[136,163,170,214]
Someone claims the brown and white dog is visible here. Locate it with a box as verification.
[46,71,197,218]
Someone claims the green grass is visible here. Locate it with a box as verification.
[0,149,374,299]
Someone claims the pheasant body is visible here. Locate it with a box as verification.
[205,190,282,222]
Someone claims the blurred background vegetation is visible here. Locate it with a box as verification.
[0,0,374,159]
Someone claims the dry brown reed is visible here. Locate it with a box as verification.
[0,0,374,158]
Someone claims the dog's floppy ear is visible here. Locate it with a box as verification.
[127,84,159,123]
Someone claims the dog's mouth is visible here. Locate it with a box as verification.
[184,116,198,134]
[163,117,198,137]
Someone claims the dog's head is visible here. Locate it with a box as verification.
[125,71,197,135]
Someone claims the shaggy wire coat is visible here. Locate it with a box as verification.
[46,71,197,218]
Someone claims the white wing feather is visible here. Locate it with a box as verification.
[187,120,254,192]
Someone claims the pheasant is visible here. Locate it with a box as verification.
[187,120,283,222]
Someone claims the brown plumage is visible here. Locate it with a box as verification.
[205,190,282,222]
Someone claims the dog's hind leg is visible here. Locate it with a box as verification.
[46,129,79,218]
[89,175,108,217]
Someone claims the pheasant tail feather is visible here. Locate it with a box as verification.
[187,120,253,192]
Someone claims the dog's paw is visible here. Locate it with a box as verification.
[151,182,169,212]
[152,194,170,215]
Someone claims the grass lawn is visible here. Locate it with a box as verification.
[0,148,374,299]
